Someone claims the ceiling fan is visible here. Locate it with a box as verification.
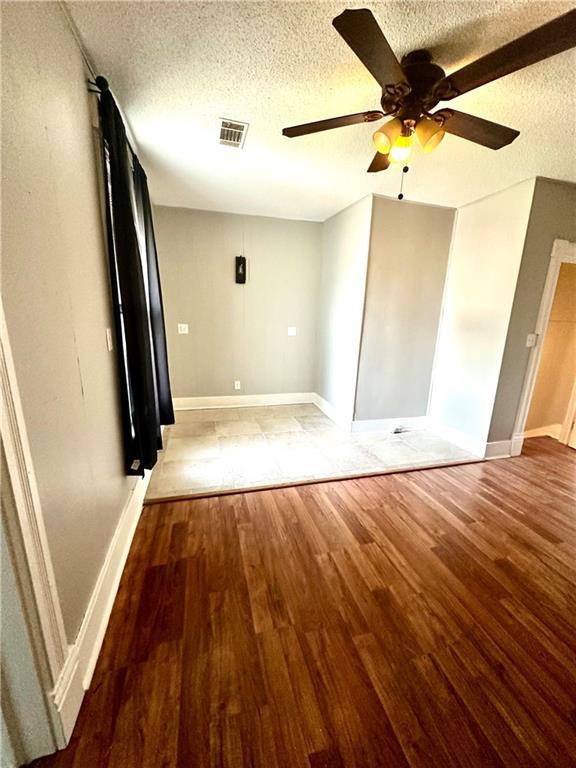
[282,8,576,172]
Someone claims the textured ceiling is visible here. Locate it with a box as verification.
[68,1,576,221]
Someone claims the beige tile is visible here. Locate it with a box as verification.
[175,408,239,423]
[227,455,283,483]
[227,406,275,419]
[147,413,476,501]
[273,445,335,477]
[218,435,269,454]
[265,432,315,451]
[270,403,320,417]
[215,420,263,437]
[168,421,216,438]
[398,431,473,459]
[361,439,424,466]
[296,414,338,431]
[159,459,226,491]
[257,417,303,434]
[217,407,255,420]
[165,436,220,461]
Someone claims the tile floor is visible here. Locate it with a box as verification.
[146,404,479,501]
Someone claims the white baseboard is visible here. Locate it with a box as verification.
[427,419,486,458]
[351,416,428,434]
[52,470,151,742]
[523,423,562,440]
[173,392,315,410]
[510,433,524,456]
[311,393,353,430]
[484,440,513,460]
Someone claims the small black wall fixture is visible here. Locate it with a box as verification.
[235,255,246,284]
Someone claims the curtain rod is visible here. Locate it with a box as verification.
[59,1,97,78]
[58,1,141,154]
[89,78,139,160]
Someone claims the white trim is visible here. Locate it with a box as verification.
[510,433,524,456]
[351,194,375,422]
[52,471,150,741]
[351,416,428,434]
[173,392,315,411]
[427,418,486,458]
[484,440,513,460]
[559,377,576,444]
[523,423,562,440]
[512,238,576,446]
[312,393,353,430]
[0,306,68,683]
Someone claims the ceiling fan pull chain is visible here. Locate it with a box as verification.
[398,165,409,200]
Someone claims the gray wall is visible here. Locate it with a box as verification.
[354,196,454,421]
[488,178,576,442]
[1,2,137,640]
[154,206,322,397]
[316,197,373,422]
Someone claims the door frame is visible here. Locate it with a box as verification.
[512,238,576,452]
[559,377,576,445]
[1,303,69,752]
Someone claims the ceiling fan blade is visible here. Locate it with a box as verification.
[333,9,409,95]
[435,9,576,99]
[367,152,391,173]
[434,109,519,149]
[282,110,384,138]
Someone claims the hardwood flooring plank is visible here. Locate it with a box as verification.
[107,641,181,768]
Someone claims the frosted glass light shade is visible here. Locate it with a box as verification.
[389,134,413,163]
[372,117,402,155]
[416,117,445,153]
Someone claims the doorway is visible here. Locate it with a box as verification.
[519,244,576,450]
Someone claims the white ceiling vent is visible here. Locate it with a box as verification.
[219,119,248,148]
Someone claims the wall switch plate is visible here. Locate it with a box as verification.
[106,327,114,352]
[178,323,189,335]
[526,332,538,348]
[287,326,297,337]
[234,380,241,390]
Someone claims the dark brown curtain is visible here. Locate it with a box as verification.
[97,76,174,475]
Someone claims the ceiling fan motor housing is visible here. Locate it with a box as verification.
[381,50,446,121]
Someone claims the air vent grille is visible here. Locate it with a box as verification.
[219,119,248,148]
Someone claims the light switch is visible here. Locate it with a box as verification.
[526,333,538,348]
[106,327,114,352]
[287,326,297,337]
[178,323,189,335]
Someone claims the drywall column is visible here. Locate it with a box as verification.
[428,179,536,455]
[315,196,373,425]
[354,196,454,424]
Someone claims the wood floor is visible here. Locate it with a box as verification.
[34,438,576,767]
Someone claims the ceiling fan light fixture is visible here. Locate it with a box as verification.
[389,131,413,163]
[416,116,445,153]
[372,129,391,155]
[372,117,402,155]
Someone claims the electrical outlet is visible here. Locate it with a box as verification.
[526,332,538,348]
[287,326,297,336]
[178,323,189,335]
[234,380,241,391]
